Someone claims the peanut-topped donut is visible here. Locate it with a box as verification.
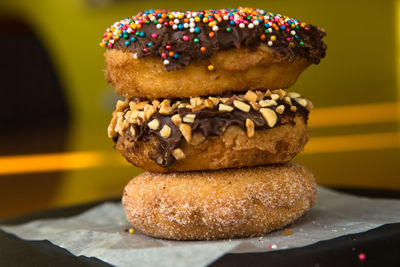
[101,7,326,98]
[108,89,312,172]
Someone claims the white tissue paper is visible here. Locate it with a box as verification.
[2,187,400,267]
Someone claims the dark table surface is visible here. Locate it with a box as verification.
[1,187,400,267]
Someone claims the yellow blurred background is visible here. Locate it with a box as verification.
[0,0,399,218]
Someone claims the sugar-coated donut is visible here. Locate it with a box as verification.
[101,7,326,99]
[108,89,312,172]
[122,162,317,240]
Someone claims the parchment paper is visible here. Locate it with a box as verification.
[2,187,400,266]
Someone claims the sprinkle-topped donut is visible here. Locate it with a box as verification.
[100,7,326,71]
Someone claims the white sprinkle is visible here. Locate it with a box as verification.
[271,244,277,249]
[172,24,178,30]
[150,16,156,21]
[189,28,195,33]
[248,23,254,29]
[239,23,245,28]
[291,30,296,35]
[184,23,189,28]
[189,22,195,28]
[156,24,162,29]
[212,25,219,31]
[174,19,180,24]
[110,39,114,44]
[186,14,192,19]
[163,59,169,65]
[268,41,273,46]
[253,20,259,26]
[223,15,229,20]
[133,53,138,59]
[192,12,197,17]
[126,28,132,33]
[189,18,195,22]
[268,28,273,33]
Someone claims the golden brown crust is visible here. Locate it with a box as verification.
[105,44,311,99]
[115,114,308,172]
[122,162,317,240]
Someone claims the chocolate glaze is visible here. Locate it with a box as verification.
[109,10,326,70]
[121,98,309,168]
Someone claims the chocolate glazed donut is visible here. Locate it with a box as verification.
[109,89,312,172]
[101,8,326,98]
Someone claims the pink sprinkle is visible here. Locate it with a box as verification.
[358,253,366,261]
[107,43,113,48]
[151,33,158,38]
[161,52,166,58]
[182,35,189,41]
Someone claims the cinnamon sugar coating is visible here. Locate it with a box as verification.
[122,162,316,240]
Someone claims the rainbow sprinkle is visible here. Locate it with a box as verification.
[100,7,322,69]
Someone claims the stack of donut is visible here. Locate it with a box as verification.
[101,7,326,240]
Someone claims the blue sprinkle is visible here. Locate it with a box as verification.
[178,24,184,30]
[230,20,235,25]
[280,25,286,30]
[124,40,130,46]
[150,9,154,13]
[119,33,123,38]
[158,13,162,18]
[264,23,269,28]
[131,37,136,42]
[198,14,203,18]
[147,42,152,47]
[194,27,201,34]
[144,10,150,14]
[139,32,145,37]
[295,34,299,39]
[173,53,179,59]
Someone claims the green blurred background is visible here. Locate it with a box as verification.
[0,0,399,218]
